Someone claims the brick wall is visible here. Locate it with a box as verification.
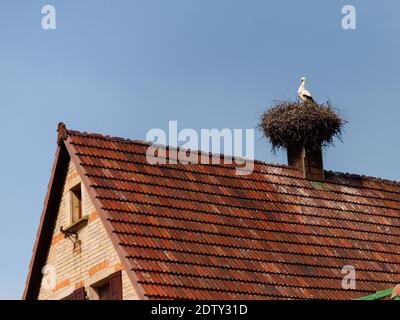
[38,160,138,300]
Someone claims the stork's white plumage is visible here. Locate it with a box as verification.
[297,77,315,103]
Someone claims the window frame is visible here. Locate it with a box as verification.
[69,183,83,225]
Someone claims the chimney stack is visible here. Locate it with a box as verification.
[260,100,344,182]
[287,144,324,181]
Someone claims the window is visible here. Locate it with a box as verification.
[63,182,87,233]
[95,281,110,300]
[70,183,82,224]
[91,271,122,300]
[62,287,86,300]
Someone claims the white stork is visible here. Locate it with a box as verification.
[297,77,315,103]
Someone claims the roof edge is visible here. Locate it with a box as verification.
[65,127,400,187]
[23,142,70,299]
[64,136,148,300]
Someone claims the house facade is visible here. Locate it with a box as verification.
[24,123,400,300]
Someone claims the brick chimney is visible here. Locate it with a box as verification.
[287,144,324,181]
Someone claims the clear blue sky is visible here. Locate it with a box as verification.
[1,0,399,299]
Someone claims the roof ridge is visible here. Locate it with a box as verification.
[325,170,400,187]
[62,124,400,187]
[64,127,297,171]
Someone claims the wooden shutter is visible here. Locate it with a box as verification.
[71,287,86,300]
[108,271,122,300]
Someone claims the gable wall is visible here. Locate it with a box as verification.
[37,160,138,300]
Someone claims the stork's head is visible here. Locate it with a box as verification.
[300,77,306,82]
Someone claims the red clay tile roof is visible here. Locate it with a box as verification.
[25,125,400,300]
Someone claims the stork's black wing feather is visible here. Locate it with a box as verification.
[304,95,315,103]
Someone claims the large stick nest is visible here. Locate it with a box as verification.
[259,101,345,151]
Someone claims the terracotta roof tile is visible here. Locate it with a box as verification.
[65,129,400,299]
